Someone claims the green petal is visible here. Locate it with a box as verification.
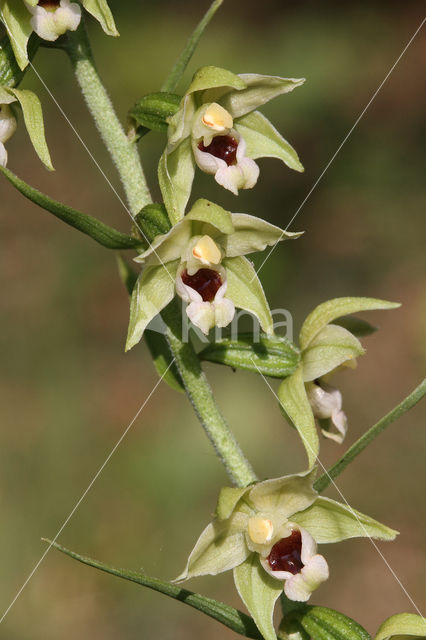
[125,261,179,351]
[9,88,53,170]
[186,198,234,234]
[235,111,303,172]
[223,256,273,334]
[158,138,195,225]
[278,368,318,469]
[234,554,283,640]
[218,74,305,119]
[188,65,246,96]
[81,0,119,36]
[175,512,250,581]
[299,297,401,351]
[375,614,426,640]
[248,468,317,518]
[302,324,364,382]
[291,496,398,543]
[216,486,251,520]
[0,0,32,70]
[218,213,302,257]
[134,218,191,266]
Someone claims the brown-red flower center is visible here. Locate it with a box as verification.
[198,135,238,166]
[181,269,222,302]
[267,530,304,575]
[38,0,61,8]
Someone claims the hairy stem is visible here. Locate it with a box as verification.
[65,22,151,215]
[162,300,257,487]
[314,378,426,493]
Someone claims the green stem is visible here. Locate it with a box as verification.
[65,22,151,215]
[314,378,426,493]
[162,300,257,488]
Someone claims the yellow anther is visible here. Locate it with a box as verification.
[202,103,233,131]
[192,236,221,265]
[248,517,274,545]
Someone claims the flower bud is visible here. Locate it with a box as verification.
[0,104,17,144]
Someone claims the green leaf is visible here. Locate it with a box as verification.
[81,0,119,36]
[294,605,371,640]
[248,469,317,518]
[302,324,364,382]
[47,540,262,640]
[162,0,224,93]
[223,256,274,334]
[334,315,378,338]
[299,297,401,351]
[0,166,141,249]
[200,333,300,378]
[175,512,249,581]
[216,486,250,520]
[234,554,283,640]
[291,496,398,543]
[235,111,304,172]
[217,74,305,119]
[278,368,318,469]
[376,614,426,640]
[217,213,302,257]
[187,65,246,96]
[0,32,39,88]
[158,138,195,225]
[126,261,179,352]
[129,92,181,133]
[0,0,32,70]
[8,87,53,169]
[134,203,172,246]
[186,198,234,234]
[145,330,184,393]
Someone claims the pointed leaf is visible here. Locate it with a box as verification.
[186,198,234,234]
[234,554,283,640]
[299,297,400,351]
[0,166,141,249]
[200,333,300,378]
[9,88,53,169]
[176,512,249,581]
[145,329,184,393]
[0,0,32,70]
[376,614,426,640]
[218,74,305,119]
[291,496,398,543]
[47,540,262,640]
[248,469,317,518]
[223,256,273,334]
[302,324,364,382]
[216,486,251,520]
[294,605,371,640]
[188,65,246,95]
[235,111,303,172]
[81,0,119,36]
[218,213,302,257]
[159,139,195,224]
[126,261,178,351]
[278,368,318,469]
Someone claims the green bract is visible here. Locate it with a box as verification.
[160,65,305,223]
[126,198,302,350]
[176,469,397,640]
[278,297,400,467]
[375,614,426,640]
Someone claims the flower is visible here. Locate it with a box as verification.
[160,66,305,224]
[0,102,17,167]
[306,379,348,443]
[125,198,302,350]
[175,469,397,640]
[24,1,81,42]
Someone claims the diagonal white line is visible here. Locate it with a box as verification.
[0,358,176,625]
[251,359,424,618]
[253,17,426,281]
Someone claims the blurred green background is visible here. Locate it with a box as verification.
[1,1,425,638]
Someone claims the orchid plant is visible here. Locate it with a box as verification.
[0,2,425,640]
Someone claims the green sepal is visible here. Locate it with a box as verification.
[234,554,283,640]
[223,256,274,334]
[301,324,364,382]
[81,0,119,36]
[158,138,195,224]
[291,605,371,640]
[216,486,251,521]
[186,198,234,234]
[145,330,184,393]
[134,203,172,247]
[278,368,318,469]
[291,496,398,543]
[188,65,246,96]
[0,32,39,88]
[334,315,378,338]
[126,261,179,351]
[299,297,400,351]
[129,92,181,135]
[200,333,300,378]
[248,469,317,518]
[47,540,263,640]
[375,614,426,640]
[0,166,141,249]
[235,111,304,172]
[0,0,32,70]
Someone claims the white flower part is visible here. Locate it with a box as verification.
[192,103,233,146]
[192,129,259,195]
[260,525,329,602]
[0,104,17,144]
[176,264,235,335]
[26,1,81,42]
[307,381,348,443]
[247,517,275,545]
[0,141,8,167]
